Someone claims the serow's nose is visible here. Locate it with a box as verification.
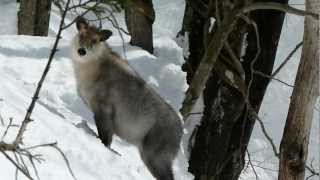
[77,48,86,56]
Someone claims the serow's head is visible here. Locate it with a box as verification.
[72,17,112,62]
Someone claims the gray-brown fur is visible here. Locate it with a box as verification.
[71,17,183,180]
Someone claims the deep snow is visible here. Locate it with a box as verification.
[0,0,318,180]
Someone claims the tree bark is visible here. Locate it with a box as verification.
[278,0,319,179]
[186,0,288,179]
[125,0,155,54]
[18,0,52,36]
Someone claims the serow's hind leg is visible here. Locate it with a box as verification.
[141,153,174,180]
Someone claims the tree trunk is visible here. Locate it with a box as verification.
[278,0,319,179]
[125,0,155,54]
[181,0,207,84]
[186,0,288,179]
[18,0,52,36]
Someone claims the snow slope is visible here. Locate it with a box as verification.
[0,0,318,180]
[0,36,191,180]
[0,2,192,180]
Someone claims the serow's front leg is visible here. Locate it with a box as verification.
[93,106,115,147]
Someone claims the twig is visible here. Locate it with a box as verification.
[51,144,77,180]
[53,0,65,18]
[88,15,130,35]
[0,1,78,180]
[0,151,33,180]
[224,41,246,77]
[67,0,93,11]
[104,7,128,59]
[253,70,294,88]
[26,152,40,180]
[239,15,261,102]
[180,1,312,120]
[14,0,71,147]
[62,2,100,30]
[255,116,279,157]
[246,150,259,180]
[249,106,319,178]
[247,163,278,172]
[1,118,18,141]
[180,12,239,120]
[305,162,320,179]
[272,41,303,77]
[240,2,319,19]
[0,112,4,126]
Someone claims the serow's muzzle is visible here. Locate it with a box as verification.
[78,48,86,56]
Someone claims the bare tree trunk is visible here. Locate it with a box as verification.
[185,0,288,179]
[125,0,155,54]
[278,0,319,179]
[18,0,52,36]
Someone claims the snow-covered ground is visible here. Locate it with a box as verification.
[0,0,318,180]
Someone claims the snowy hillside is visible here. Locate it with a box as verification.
[0,0,318,180]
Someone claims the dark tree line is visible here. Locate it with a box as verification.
[17,0,156,55]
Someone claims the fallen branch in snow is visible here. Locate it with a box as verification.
[0,0,77,179]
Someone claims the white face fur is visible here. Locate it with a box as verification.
[71,17,112,64]
[71,35,106,64]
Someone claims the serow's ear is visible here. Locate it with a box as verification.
[100,29,112,41]
[76,16,88,32]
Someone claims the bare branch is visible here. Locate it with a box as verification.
[0,1,79,180]
[253,71,294,88]
[255,116,279,158]
[0,112,4,126]
[246,150,259,180]
[180,13,239,119]
[240,2,319,19]
[62,2,100,30]
[224,41,246,77]
[67,0,94,11]
[104,7,128,59]
[14,0,71,147]
[272,41,303,77]
[248,105,319,178]
[0,151,33,180]
[51,143,77,180]
[1,118,19,141]
[88,15,130,35]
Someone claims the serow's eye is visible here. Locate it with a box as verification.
[92,39,98,44]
